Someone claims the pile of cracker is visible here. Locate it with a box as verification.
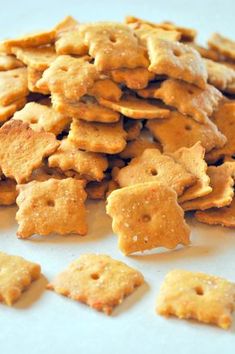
[1,16,235,328]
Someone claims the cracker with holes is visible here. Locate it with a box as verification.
[0,68,28,106]
[120,137,161,159]
[138,79,222,123]
[170,143,212,203]
[13,102,70,135]
[117,148,195,196]
[0,97,26,123]
[79,22,148,71]
[0,251,41,306]
[48,139,108,181]
[208,33,235,61]
[88,79,122,102]
[27,66,49,94]
[0,54,24,71]
[12,46,57,70]
[68,119,126,154]
[16,178,87,238]
[147,111,227,153]
[147,38,207,89]
[0,179,17,205]
[195,198,235,228]
[0,120,59,183]
[106,182,190,255]
[124,119,142,141]
[156,269,235,329]
[110,67,155,90]
[181,163,235,211]
[99,94,170,119]
[47,254,144,314]
[204,58,235,91]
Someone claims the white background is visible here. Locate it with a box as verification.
[0,1,235,353]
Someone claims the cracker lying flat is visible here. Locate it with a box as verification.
[47,254,144,314]
[110,67,155,90]
[208,33,235,61]
[0,120,59,183]
[170,143,212,203]
[12,46,57,71]
[27,66,49,94]
[147,111,227,153]
[79,22,148,71]
[37,55,98,100]
[147,38,207,89]
[0,68,28,106]
[124,119,142,141]
[0,53,24,71]
[88,79,122,102]
[117,148,195,196]
[106,182,190,255]
[48,139,108,181]
[195,198,235,228]
[99,94,170,119]
[0,97,26,123]
[135,24,181,45]
[16,178,87,238]
[204,58,235,91]
[138,79,222,123]
[156,269,235,329]
[181,163,235,211]
[68,119,127,154]
[0,178,17,205]
[0,251,41,306]
[55,29,88,55]
[13,102,70,135]
[119,137,161,159]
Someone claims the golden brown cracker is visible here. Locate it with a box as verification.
[0,97,26,123]
[0,53,24,71]
[88,79,122,102]
[0,67,28,106]
[54,16,79,34]
[12,46,57,70]
[204,58,235,91]
[110,67,155,90]
[119,137,161,159]
[55,29,88,56]
[27,66,50,94]
[208,33,235,61]
[0,178,17,205]
[124,119,142,141]
[188,43,222,62]
[135,23,181,45]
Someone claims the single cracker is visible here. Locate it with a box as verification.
[134,23,181,45]
[68,119,127,154]
[0,53,24,71]
[79,22,148,71]
[106,182,190,255]
[181,163,235,211]
[146,111,227,153]
[110,67,155,90]
[0,68,28,106]
[16,178,87,238]
[11,46,57,70]
[0,120,59,183]
[47,254,144,315]
[48,139,108,181]
[147,38,207,89]
[55,29,88,56]
[0,97,26,123]
[119,137,161,159]
[0,179,17,205]
[124,119,142,141]
[117,148,196,196]
[208,33,235,61]
[204,58,235,91]
[0,251,41,306]
[13,102,70,135]
[170,142,212,203]
[88,79,122,102]
[188,43,222,62]
[156,269,235,329]
[27,66,50,94]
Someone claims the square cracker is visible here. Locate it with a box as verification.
[181,162,235,211]
[12,46,57,71]
[16,178,87,238]
[0,67,28,106]
[208,33,235,61]
[204,58,235,91]
[110,67,155,90]
[47,254,144,315]
[0,54,24,71]
[116,148,195,196]
[68,119,127,154]
[79,22,148,71]
[156,269,235,329]
[138,79,222,123]
[0,97,26,123]
[0,178,17,205]
[106,182,190,255]
[170,142,212,203]
[48,139,108,181]
[13,102,70,135]
[146,111,227,153]
[147,38,207,89]
[0,251,41,306]
[0,120,59,183]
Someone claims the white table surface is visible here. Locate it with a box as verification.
[0,1,235,353]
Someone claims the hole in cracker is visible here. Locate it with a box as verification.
[91,273,100,280]
[149,168,158,176]
[60,66,69,72]
[142,214,151,222]
[194,285,204,296]
[13,75,19,78]
[30,117,38,124]
[109,34,117,43]
[187,89,194,95]
[185,124,192,131]
[173,48,181,57]
[46,200,55,207]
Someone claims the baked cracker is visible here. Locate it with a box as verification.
[0,97,26,123]
[208,33,235,61]
[0,68,28,106]
[110,67,155,90]
[0,178,17,205]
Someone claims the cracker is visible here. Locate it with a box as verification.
[147,38,207,89]
[0,68,28,106]
[0,251,41,306]
[106,182,190,255]
[27,66,50,94]
[119,137,161,159]
[135,23,181,45]
[79,22,148,71]
[16,178,87,238]
[0,53,24,71]
[181,163,235,211]
[146,111,227,153]
[110,67,155,90]
[108,157,125,169]
[0,120,59,183]
[156,269,235,329]
[28,164,65,182]
[86,179,109,200]
[13,102,70,135]
[0,97,26,123]
[138,79,223,123]
[99,94,170,119]
[124,119,142,141]
[88,79,122,102]
[117,148,195,196]
[204,58,235,91]
[171,143,212,203]
[68,119,127,154]
[54,16,79,34]
[189,43,222,62]
[55,29,88,55]
[195,198,235,228]
[47,254,144,315]
[12,46,57,71]
[48,139,108,181]
[208,33,235,61]
[0,178,17,205]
